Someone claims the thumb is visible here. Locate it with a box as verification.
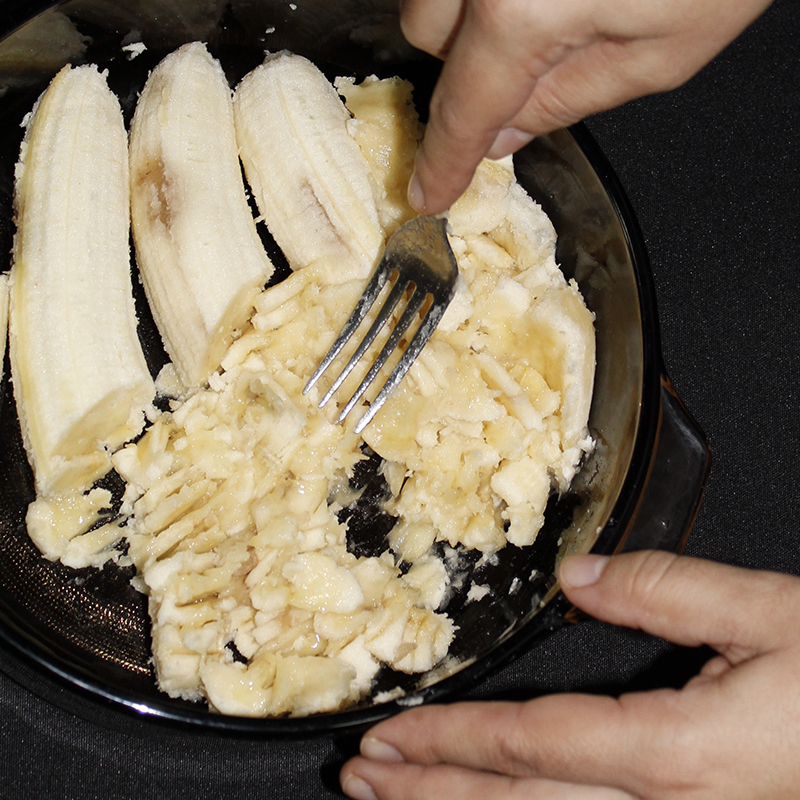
[559,551,800,663]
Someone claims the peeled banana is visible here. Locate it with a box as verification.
[9,64,155,498]
[129,41,274,389]
[233,51,383,280]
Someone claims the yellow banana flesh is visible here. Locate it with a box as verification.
[233,51,383,281]
[129,41,274,389]
[9,64,155,498]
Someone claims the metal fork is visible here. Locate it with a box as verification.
[303,215,459,433]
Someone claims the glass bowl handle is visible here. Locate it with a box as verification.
[617,375,712,554]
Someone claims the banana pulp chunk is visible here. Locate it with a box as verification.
[9,64,155,502]
[129,41,275,388]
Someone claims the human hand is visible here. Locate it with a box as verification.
[340,550,800,799]
[401,0,773,214]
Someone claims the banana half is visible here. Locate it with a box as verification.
[9,64,155,498]
[233,51,384,281]
[129,41,275,389]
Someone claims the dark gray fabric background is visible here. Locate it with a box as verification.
[1,0,798,797]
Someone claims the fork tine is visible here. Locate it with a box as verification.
[352,299,448,433]
[305,215,458,432]
[303,264,392,395]
[337,286,427,423]
[317,273,409,408]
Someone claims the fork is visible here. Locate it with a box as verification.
[303,215,459,434]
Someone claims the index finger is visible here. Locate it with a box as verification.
[410,3,549,213]
[560,551,800,661]
[355,690,688,796]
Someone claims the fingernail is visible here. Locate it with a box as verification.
[361,736,405,763]
[559,554,609,589]
[342,773,378,800]
[407,172,425,213]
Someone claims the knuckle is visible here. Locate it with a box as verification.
[492,704,532,775]
[470,0,539,44]
[659,716,728,794]
[706,565,800,656]
[426,87,495,160]
[400,0,462,57]
[651,734,710,793]
[662,722,707,788]
[618,549,681,609]
[748,570,800,633]
[635,62,688,95]
[482,702,542,776]
[429,92,469,143]
[620,695,713,794]
[522,82,585,131]
[621,43,701,95]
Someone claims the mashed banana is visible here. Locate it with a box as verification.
[23,65,595,717]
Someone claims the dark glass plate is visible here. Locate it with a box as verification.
[0,0,710,737]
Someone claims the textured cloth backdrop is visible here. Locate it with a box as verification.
[1,0,798,797]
